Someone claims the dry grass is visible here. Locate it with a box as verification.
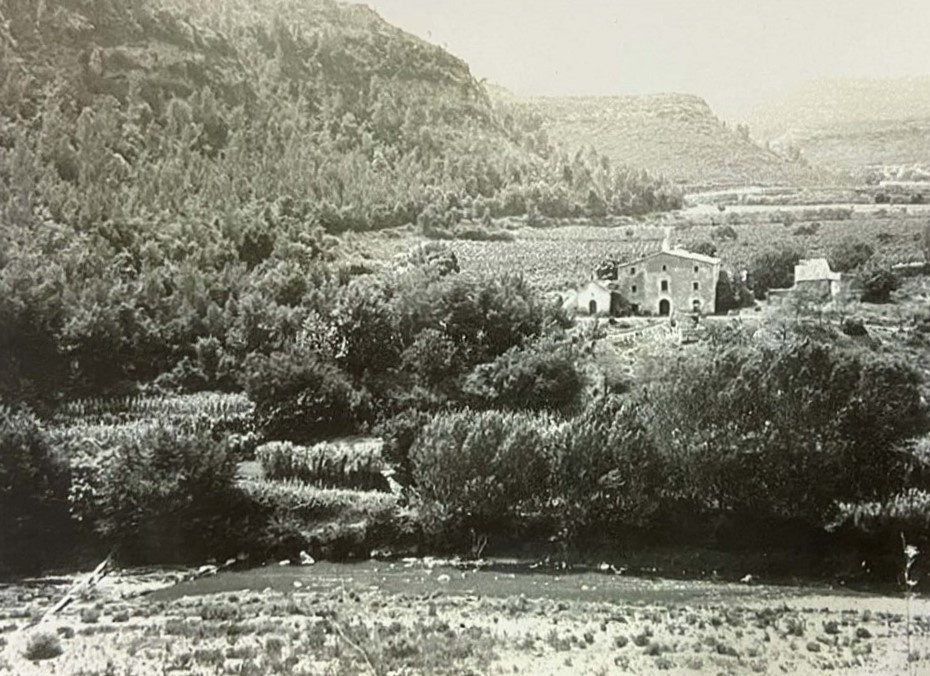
[4,563,930,675]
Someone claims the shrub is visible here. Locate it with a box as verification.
[77,424,250,563]
[256,439,388,491]
[242,349,368,442]
[0,407,73,573]
[553,396,665,539]
[410,410,554,542]
[859,265,900,303]
[24,630,63,661]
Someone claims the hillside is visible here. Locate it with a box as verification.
[0,0,680,232]
[511,93,829,191]
[746,77,930,176]
[0,0,682,405]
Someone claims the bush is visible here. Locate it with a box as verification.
[242,349,368,442]
[859,265,900,303]
[410,410,554,543]
[256,439,388,491]
[24,630,63,661]
[553,396,665,539]
[75,424,250,563]
[0,407,73,573]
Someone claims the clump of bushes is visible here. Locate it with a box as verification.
[403,328,928,554]
[411,410,554,543]
[792,222,821,236]
[70,424,250,563]
[858,265,901,303]
[0,407,73,573]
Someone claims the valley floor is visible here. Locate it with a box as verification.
[2,560,929,675]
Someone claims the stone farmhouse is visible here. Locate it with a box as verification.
[563,247,721,317]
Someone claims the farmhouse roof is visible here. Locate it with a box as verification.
[794,258,841,282]
[621,248,720,267]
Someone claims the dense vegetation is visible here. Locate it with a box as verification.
[0,0,682,407]
[2,0,930,583]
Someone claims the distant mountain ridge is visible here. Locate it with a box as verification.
[746,77,930,174]
[508,92,829,190]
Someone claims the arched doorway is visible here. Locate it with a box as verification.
[588,299,598,315]
[658,299,671,316]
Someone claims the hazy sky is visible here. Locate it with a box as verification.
[361,0,930,119]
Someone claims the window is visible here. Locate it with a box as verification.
[631,285,637,293]
[693,282,700,290]
[694,265,699,273]
[661,280,669,292]
[662,264,668,272]
[630,267,636,275]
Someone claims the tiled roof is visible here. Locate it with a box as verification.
[621,248,720,267]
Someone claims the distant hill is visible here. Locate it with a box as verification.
[746,77,930,176]
[509,93,828,191]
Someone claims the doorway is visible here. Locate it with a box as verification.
[658,299,671,316]
[588,299,598,315]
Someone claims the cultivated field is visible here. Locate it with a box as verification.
[354,205,927,292]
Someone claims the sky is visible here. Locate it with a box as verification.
[360,0,930,119]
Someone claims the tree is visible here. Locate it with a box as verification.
[829,238,874,273]
[463,338,587,413]
[748,246,803,299]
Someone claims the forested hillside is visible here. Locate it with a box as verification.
[0,0,680,405]
[513,93,834,190]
